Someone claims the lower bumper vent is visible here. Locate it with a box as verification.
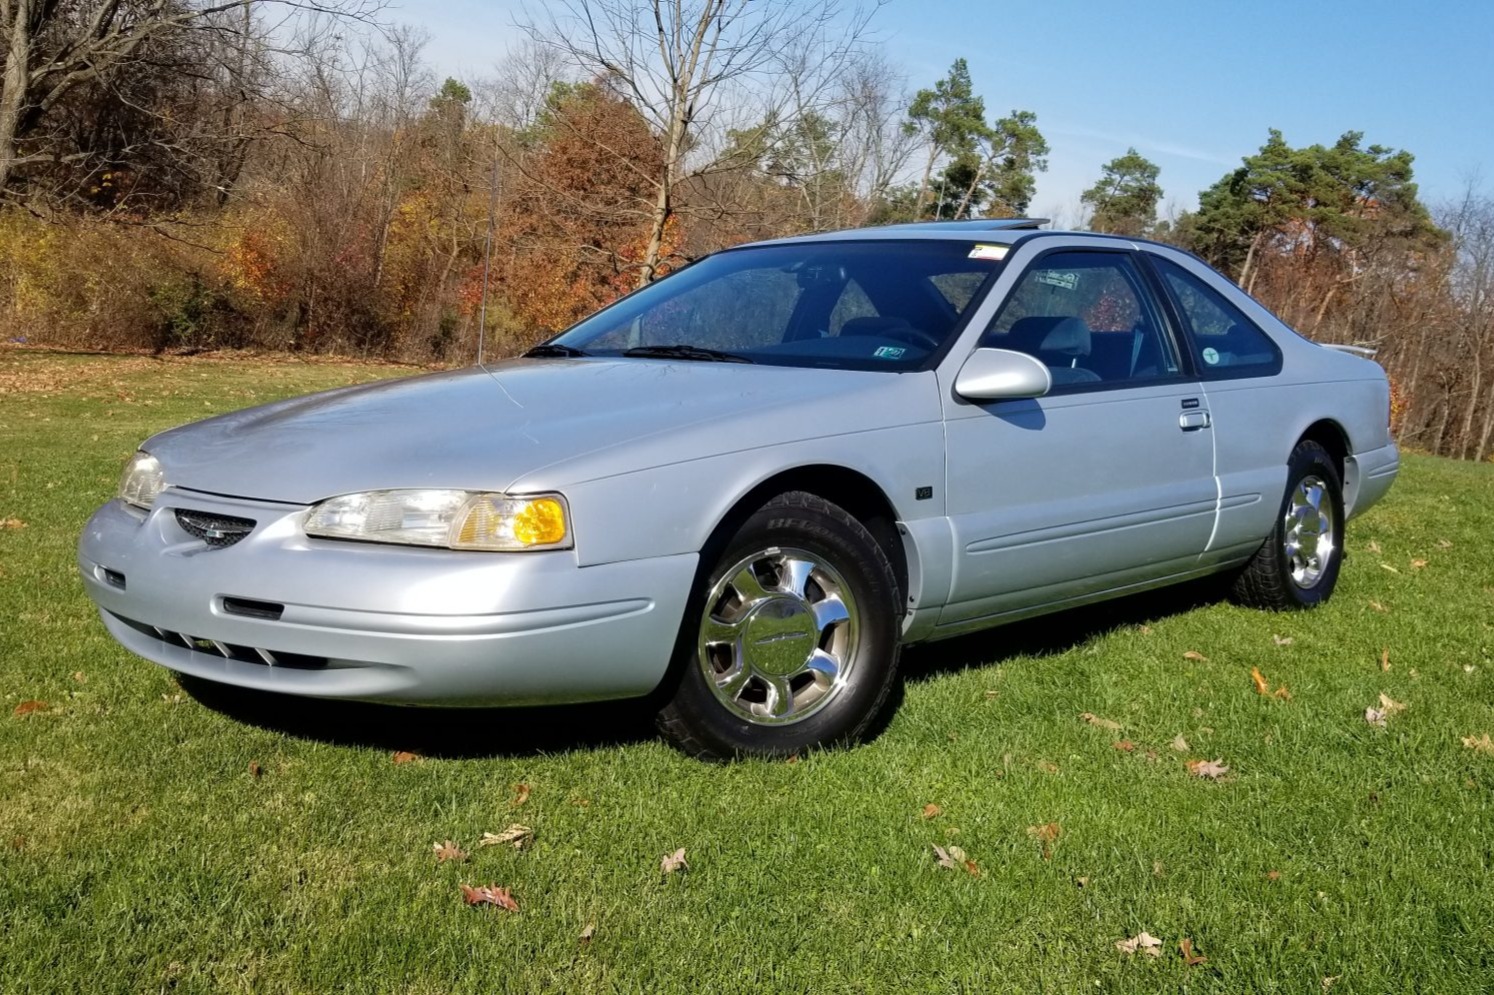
[111,612,326,669]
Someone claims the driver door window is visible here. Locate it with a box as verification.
[983,251,1181,388]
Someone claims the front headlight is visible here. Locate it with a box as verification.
[303,489,572,551]
[118,451,166,509]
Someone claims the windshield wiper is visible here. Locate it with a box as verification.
[621,344,755,364]
[523,343,589,358]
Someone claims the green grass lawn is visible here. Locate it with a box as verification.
[2,348,1492,993]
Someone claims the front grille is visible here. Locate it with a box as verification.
[111,612,327,669]
[175,509,256,548]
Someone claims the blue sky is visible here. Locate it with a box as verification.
[400,0,1494,221]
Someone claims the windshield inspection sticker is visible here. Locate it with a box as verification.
[873,345,907,360]
[968,244,1009,261]
[1202,346,1221,365]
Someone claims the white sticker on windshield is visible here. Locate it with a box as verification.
[1037,270,1079,290]
[968,244,1009,261]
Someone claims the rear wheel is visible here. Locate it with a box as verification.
[656,491,902,760]
[1231,438,1345,610]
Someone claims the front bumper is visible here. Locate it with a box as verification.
[78,490,696,705]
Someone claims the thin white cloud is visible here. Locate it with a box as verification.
[1047,124,1238,167]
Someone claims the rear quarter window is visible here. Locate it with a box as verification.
[1152,255,1282,379]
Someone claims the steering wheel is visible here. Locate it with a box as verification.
[878,325,942,351]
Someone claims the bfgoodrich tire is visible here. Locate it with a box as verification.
[1231,438,1345,610]
[655,491,902,760]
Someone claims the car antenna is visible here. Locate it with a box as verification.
[476,129,502,367]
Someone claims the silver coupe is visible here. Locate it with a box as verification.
[79,220,1400,758]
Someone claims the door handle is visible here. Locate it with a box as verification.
[1179,410,1211,430]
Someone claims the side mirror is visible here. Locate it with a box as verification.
[954,348,1052,401]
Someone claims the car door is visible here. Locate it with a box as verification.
[937,247,1219,629]
[1144,252,1289,561]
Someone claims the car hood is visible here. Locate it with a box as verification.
[144,359,934,504]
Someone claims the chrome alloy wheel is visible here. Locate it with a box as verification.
[697,547,860,725]
[1283,474,1336,589]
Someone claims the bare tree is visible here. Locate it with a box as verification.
[520,0,878,287]
[0,0,380,201]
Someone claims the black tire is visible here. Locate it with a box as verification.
[655,491,902,760]
[1230,438,1345,610]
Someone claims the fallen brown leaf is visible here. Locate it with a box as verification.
[433,840,468,863]
[1369,600,1390,613]
[1380,647,1391,672]
[1153,860,1165,877]
[1075,876,1091,888]
[1273,634,1294,646]
[1179,937,1208,966]
[460,883,518,911]
[1139,625,1153,635]
[1411,558,1428,569]
[660,847,688,875]
[1323,975,1341,991]
[1080,712,1123,731]
[920,803,942,820]
[1250,667,1271,695]
[1170,734,1190,753]
[1187,758,1229,779]
[510,782,531,808]
[12,700,47,717]
[479,825,533,850]
[932,843,979,876]
[579,923,595,945]
[982,690,999,700]
[1113,740,1136,752]
[1035,759,1060,774]
[1437,539,1453,549]
[1273,686,1292,700]
[1461,733,1494,754]
[391,751,420,765]
[1267,869,1282,881]
[1116,932,1163,957]
[71,672,86,683]
[0,517,25,530]
[248,761,262,780]
[1028,822,1062,860]
[1366,540,1382,554]
[1183,650,1208,662]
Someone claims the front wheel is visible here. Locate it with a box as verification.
[656,491,902,760]
[1231,438,1345,610]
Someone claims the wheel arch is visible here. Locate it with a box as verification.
[701,464,911,605]
[1297,418,1350,477]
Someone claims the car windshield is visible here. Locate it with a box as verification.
[546,240,1005,371]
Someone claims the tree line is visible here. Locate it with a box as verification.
[1,0,1491,461]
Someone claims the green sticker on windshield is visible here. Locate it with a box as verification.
[873,346,906,360]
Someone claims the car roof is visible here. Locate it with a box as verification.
[742,219,1175,252]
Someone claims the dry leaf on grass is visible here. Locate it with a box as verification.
[248,761,262,780]
[579,923,596,945]
[0,517,25,530]
[1170,734,1190,752]
[931,843,980,876]
[1116,932,1163,957]
[433,840,468,863]
[1183,651,1208,662]
[479,825,533,850]
[1187,759,1230,779]
[460,883,518,911]
[660,847,688,875]
[1366,540,1382,554]
[1250,668,1271,695]
[983,690,999,700]
[1080,712,1123,731]
[1075,876,1090,888]
[1027,822,1061,860]
[391,751,420,765]
[1437,539,1453,549]
[510,782,531,808]
[1380,647,1391,672]
[12,700,47,717]
[1380,562,1400,574]
[1461,733,1494,754]
[1323,976,1341,991]
[1179,938,1208,966]
[71,672,86,683]
[1113,740,1136,752]
[1365,692,1407,727]
[1035,759,1060,774]
[1273,634,1294,646]
[920,804,942,820]
[1411,558,1428,569]
[1369,600,1390,613]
